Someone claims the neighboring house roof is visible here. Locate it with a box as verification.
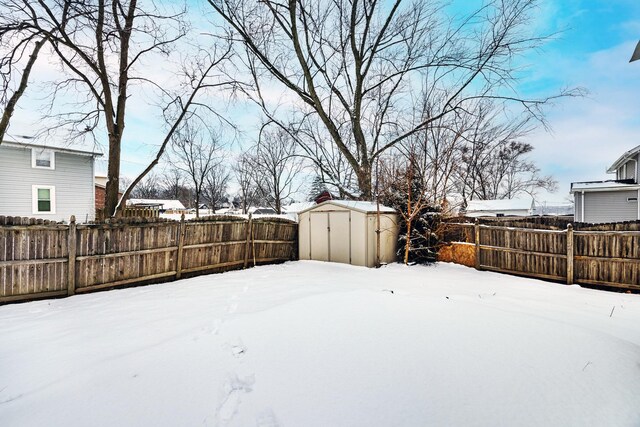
[127,199,186,210]
[314,191,333,204]
[606,144,640,173]
[298,200,396,215]
[252,208,277,214]
[215,207,239,214]
[282,202,316,213]
[465,198,534,212]
[531,203,575,216]
[570,180,640,192]
[2,138,103,157]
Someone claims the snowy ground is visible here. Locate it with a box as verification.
[1,262,639,427]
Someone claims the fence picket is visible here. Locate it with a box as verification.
[444,220,640,291]
[0,215,297,303]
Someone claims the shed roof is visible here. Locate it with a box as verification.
[466,198,533,212]
[299,200,396,214]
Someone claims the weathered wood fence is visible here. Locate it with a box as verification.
[444,220,640,291]
[0,215,297,303]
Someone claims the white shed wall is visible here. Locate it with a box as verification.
[298,202,398,267]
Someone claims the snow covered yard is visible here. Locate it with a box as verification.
[1,262,639,427]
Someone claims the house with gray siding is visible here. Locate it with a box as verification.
[0,139,102,222]
[571,145,640,223]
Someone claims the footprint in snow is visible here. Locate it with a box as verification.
[210,319,222,335]
[256,408,280,427]
[231,344,246,358]
[216,373,255,425]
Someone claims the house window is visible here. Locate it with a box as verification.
[31,149,55,169]
[32,186,56,214]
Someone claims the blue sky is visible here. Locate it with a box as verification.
[6,0,640,203]
[506,0,640,202]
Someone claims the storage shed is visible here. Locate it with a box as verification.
[298,200,399,267]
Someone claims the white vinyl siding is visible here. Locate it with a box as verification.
[0,145,95,222]
[574,192,583,222]
[624,159,637,181]
[583,190,638,223]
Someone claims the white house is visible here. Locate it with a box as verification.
[464,198,535,217]
[571,145,640,223]
[0,139,102,222]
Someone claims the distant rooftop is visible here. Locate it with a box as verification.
[466,198,533,212]
[127,199,186,210]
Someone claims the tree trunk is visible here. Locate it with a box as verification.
[104,133,122,217]
[404,218,412,265]
[356,165,372,200]
[0,38,45,144]
[403,160,413,265]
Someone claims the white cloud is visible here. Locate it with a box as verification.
[524,40,640,202]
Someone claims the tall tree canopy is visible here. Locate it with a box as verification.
[208,0,578,199]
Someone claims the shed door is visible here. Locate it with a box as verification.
[309,212,329,261]
[329,211,350,264]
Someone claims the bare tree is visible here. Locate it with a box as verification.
[0,0,234,216]
[233,153,261,214]
[208,0,579,199]
[392,92,468,210]
[455,102,556,202]
[378,149,444,264]
[204,167,230,211]
[160,167,185,200]
[158,166,193,208]
[248,126,305,213]
[170,122,225,217]
[119,176,132,193]
[129,172,161,199]
[0,37,45,142]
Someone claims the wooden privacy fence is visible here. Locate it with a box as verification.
[0,215,297,303]
[444,220,640,291]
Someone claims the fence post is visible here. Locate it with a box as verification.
[244,214,253,269]
[474,218,480,270]
[67,215,77,296]
[566,223,574,285]
[176,213,186,279]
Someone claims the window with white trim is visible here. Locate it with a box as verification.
[32,186,56,214]
[31,149,55,169]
